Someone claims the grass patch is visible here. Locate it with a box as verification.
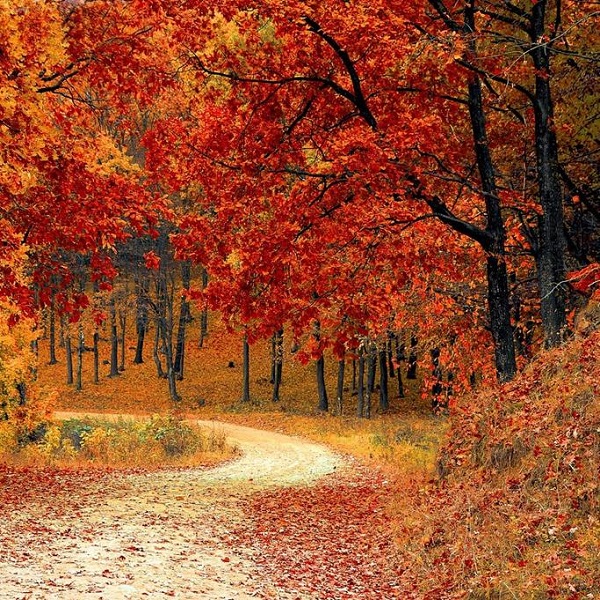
[0,414,233,468]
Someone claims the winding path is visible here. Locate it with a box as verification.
[0,412,344,599]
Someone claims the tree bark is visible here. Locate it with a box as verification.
[119,310,126,372]
[314,322,328,412]
[356,348,365,417]
[65,335,73,385]
[407,336,418,380]
[198,267,209,348]
[48,295,58,365]
[464,2,517,382]
[379,346,389,412]
[93,331,99,384]
[108,297,119,378]
[431,347,444,412]
[76,324,84,391]
[153,318,166,379]
[530,2,567,346]
[395,337,405,399]
[134,276,148,364]
[366,340,377,394]
[272,328,283,402]
[174,262,191,379]
[336,357,345,415]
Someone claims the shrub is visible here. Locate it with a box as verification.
[3,414,229,467]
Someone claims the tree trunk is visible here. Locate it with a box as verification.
[65,335,73,385]
[366,341,377,394]
[272,328,283,402]
[93,331,99,384]
[199,267,209,348]
[76,324,84,391]
[395,337,405,399]
[270,333,276,384]
[48,295,57,365]
[467,72,517,381]
[425,0,517,382]
[530,3,567,347]
[316,355,328,412]
[108,297,119,377]
[119,310,126,372]
[314,322,328,412]
[174,262,191,379]
[153,319,166,379]
[378,347,389,412]
[336,357,345,415]
[357,348,365,418]
[431,347,444,412]
[134,276,148,364]
[407,336,418,380]
[241,333,250,402]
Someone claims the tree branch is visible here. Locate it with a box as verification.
[302,16,377,130]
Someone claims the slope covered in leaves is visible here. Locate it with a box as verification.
[394,303,600,598]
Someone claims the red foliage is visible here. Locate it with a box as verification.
[234,466,404,599]
[568,263,600,298]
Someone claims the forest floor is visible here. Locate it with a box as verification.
[0,413,402,599]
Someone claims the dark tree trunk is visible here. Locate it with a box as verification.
[133,276,149,364]
[270,333,276,385]
[463,1,517,382]
[59,314,65,348]
[530,3,567,347]
[16,382,27,405]
[336,357,345,415]
[174,262,191,379]
[431,347,444,413]
[164,334,180,402]
[395,337,405,399]
[379,347,389,412]
[314,322,328,412]
[93,331,100,384]
[65,335,73,385]
[467,75,517,381]
[108,297,119,378]
[424,0,517,382]
[153,319,166,379]
[119,310,126,372]
[356,348,365,417]
[272,328,283,402]
[199,267,209,348]
[407,336,418,380]
[351,357,357,395]
[76,325,84,391]
[316,355,328,412]
[158,298,179,401]
[367,341,377,394]
[48,295,58,365]
[241,333,250,402]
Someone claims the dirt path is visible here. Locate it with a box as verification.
[0,412,344,599]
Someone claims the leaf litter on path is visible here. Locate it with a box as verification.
[0,414,400,599]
